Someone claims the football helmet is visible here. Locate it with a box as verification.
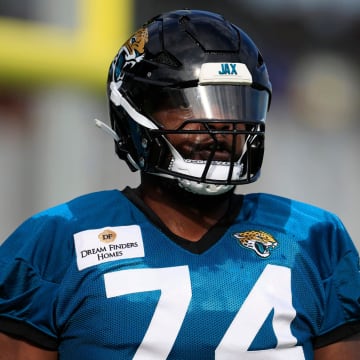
[107,9,271,195]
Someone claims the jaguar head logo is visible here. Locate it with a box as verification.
[111,27,149,82]
[124,27,148,56]
[233,230,278,258]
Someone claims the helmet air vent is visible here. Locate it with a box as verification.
[152,51,181,67]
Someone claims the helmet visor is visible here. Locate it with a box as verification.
[141,85,269,127]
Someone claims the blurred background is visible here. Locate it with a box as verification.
[0,0,359,248]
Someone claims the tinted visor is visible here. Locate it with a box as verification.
[140,85,269,125]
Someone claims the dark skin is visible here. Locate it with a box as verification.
[136,173,234,241]
[1,109,359,359]
[0,333,57,360]
[137,107,244,241]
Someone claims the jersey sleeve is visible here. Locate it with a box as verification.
[0,212,72,350]
[313,216,360,348]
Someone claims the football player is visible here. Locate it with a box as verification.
[0,9,359,359]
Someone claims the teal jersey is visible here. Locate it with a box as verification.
[1,189,359,359]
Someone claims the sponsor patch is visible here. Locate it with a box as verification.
[74,225,144,270]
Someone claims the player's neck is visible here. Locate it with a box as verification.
[136,174,234,242]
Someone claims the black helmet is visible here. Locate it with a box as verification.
[107,9,271,195]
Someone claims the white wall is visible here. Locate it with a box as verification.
[0,88,139,241]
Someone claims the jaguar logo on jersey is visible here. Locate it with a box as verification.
[233,230,278,258]
[98,229,117,243]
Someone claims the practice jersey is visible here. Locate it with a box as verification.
[0,189,359,359]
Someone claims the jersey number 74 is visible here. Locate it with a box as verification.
[104,264,305,359]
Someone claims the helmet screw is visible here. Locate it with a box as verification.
[139,157,145,168]
[146,72,152,78]
[141,138,148,148]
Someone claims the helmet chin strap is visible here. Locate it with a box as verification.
[177,179,235,196]
[94,118,140,170]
